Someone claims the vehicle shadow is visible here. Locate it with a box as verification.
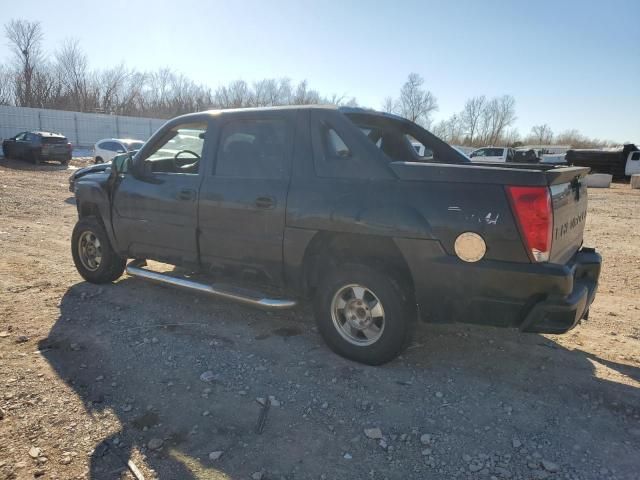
[40,279,640,479]
[0,156,71,170]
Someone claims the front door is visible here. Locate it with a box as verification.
[112,120,209,266]
[12,132,28,158]
[198,112,294,284]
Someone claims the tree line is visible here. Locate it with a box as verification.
[1,19,617,148]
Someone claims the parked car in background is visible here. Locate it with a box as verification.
[469,147,515,162]
[94,138,145,164]
[2,131,72,165]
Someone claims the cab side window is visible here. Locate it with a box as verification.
[141,122,207,174]
[215,118,289,179]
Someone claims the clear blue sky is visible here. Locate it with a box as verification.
[2,0,639,142]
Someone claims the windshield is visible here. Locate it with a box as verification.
[125,141,144,150]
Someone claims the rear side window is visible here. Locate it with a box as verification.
[632,152,640,161]
[215,118,289,179]
[42,137,67,144]
[99,141,120,151]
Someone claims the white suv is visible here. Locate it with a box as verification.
[94,138,145,164]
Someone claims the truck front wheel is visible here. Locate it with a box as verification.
[313,264,415,365]
[71,217,126,283]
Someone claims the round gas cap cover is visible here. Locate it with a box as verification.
[454,232,486,262]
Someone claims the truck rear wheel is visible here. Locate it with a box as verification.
[71,217,126,283]
[313,264,415,365]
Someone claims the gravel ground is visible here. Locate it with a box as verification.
[0,156,639,480]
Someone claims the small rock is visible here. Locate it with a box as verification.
[0,331,10,338]
[200,371,217,383]
[435,391,443,398]
[541,460,559,472]
[378,439,388,450]
[321,402,329,409]
[0,407,4,420]
[420,434,432,445]
[470,463,483,472]
[494,466,512,478]
[364,428,383,439]
[123,404,132,412]
[462,454,472,462]
[208,451,223,461]
[70,343,80,351]
[238,390,247,396]
[268,395,280,407]
[59,456,72,465]
[15,335,29,344]
[421,448,432,456]
[29,447,42,459]
[251,472,263,480]
[95,375,104,381]
[343,453,352,460]
[511,437,522,449]
[147,438,163,450]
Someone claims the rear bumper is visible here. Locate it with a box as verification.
[397,239,601,333]
[519,248,600,333]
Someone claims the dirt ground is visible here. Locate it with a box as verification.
[1,157,639,480]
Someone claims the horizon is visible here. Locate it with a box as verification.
[1,0,638,144]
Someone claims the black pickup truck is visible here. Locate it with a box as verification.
[70,106,601,365]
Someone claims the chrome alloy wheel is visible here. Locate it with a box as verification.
[78,230,102,271]
[330,284,385,346]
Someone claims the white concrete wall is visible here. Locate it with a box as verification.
[0,105,166,147]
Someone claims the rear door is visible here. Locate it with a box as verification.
[198,112,294,285]
[112,119,210,265]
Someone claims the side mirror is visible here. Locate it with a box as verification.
[113,153,131,174]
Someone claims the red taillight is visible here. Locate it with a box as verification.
[506,186,553,262]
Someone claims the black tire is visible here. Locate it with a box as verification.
[313,264,415,365]
[71,216,126,284]
[30,149,40,165]
[95,156,103,164]
[60,155,70,166]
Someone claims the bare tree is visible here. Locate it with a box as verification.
[381,96,396,114]
[433,114,464,144]
[4,19,43,107]
[55,38,90,111]
[292,80,321,105]
[0,65,14,105]
[396,73,438,127]
[502,127,521,147]
[460,96,486,145]
[530,124,554,144]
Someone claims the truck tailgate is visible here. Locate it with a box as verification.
[549,176,588,264]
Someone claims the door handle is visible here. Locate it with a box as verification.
[254,196,275,209]
[178,188,196,201]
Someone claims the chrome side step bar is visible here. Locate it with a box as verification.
[125,260,297,310]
